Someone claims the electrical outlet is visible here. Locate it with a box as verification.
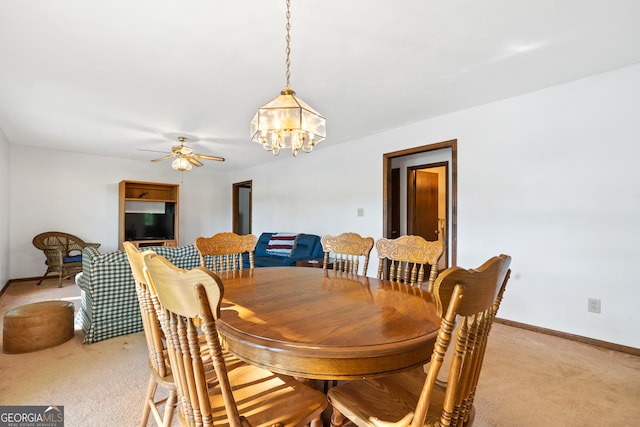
[588,298,601,314]
[357,208,364,217]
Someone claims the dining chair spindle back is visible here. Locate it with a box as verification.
[321,232,375,275]
[195,232,257,272]
[142,252,328,427]
[328,254,512,427]
[123,241,178,427]
[376,235,444,291]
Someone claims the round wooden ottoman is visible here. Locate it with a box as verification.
[3,300,75,354]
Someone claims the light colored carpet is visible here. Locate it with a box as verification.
[1,278,639,426]
[0,278,153,426]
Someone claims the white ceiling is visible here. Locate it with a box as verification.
[1,0,639,171]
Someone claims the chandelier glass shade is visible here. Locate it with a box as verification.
[251,0,325,156]
[172,156,192,171]
[251,88,326,156]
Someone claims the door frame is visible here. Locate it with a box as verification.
[383,139,457,267]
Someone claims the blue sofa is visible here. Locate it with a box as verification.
[247,233,324,267]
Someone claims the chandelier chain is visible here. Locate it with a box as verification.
[250,0,325,156]
[285,0,291,89]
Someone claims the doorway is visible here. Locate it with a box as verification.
[383,140,457,268]
[232,180,252,235]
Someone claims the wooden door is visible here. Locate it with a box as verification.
[408,169,438,242]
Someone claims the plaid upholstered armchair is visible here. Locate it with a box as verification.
[76,244,202,344]
[32,231,100,287]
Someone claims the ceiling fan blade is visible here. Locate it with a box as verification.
[194,153,225,162]
[137,148,171,154]
[151,154,174,162]
[187,157,203,167]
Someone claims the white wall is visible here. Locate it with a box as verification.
[9,147,230,279]
[7,63,640,348]
[0,129,10,285]
[222,64,640,348]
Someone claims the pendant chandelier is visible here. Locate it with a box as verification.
[250,0,326,156]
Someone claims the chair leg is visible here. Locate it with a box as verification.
[142,376,178,427]
[330,408,350,427]
[162,390,178,427]
[36,269,52,286]
[140,376,157,427]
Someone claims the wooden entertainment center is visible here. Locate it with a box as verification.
[118,180,179,249]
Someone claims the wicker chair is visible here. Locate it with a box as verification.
[32,231,100,287]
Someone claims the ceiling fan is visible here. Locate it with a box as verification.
[150,136,225,171]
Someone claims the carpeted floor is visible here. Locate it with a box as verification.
[1,278,639,426]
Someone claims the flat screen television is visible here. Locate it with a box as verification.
[124,203,175,241]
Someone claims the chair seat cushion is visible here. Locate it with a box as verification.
[64,255,82,263]
[45,255,82,265]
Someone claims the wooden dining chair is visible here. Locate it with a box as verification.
[194,232,258,272]
[123,241,178,427]
[376,235,444,291]
[142,251,328,427]
[321,232,375,275]
[328,254,512,427]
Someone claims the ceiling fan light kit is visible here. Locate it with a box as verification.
[251,0,326,157]
[151,136,225,171]
[172,156,192,171]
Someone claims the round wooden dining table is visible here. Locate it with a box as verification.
[216,266,442,380]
